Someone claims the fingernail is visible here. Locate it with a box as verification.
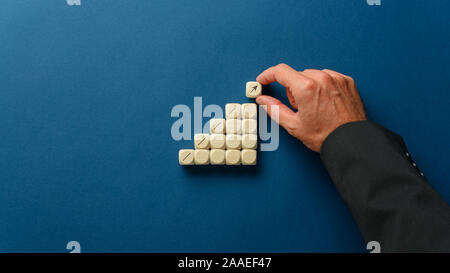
[255,96,263,104]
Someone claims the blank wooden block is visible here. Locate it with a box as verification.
[226,134,242,150]
[241,149,257,165]
[241,103,257,119]
[210,149,226,165]
[210,134,226,149]
[194,149,209,165]
[241,134,257,149]
[194,133,210,149]
[179,149,194,165]
[226,150,241,165]
[246,81,262,98]
[242,119,257,134]
[225,103,241,119]
[226,119,242,135]
[209,118,225,134]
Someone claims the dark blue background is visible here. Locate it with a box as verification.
[0,0,449,252]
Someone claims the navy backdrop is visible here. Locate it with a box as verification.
[0,0,449,252]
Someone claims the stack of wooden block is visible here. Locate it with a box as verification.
[179,82,262,166]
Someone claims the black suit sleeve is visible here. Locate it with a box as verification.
[320,120,450,252]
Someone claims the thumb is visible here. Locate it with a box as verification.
[256,95,297,132]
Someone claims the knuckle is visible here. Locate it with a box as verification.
[346,76,355,85]
[336,77,347,86]
[276,63,289,69]
[302,78,317,90]
[317,72,333,83]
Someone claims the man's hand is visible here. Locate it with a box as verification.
[256,64,367,152]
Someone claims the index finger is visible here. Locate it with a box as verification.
[256,63,306,88]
